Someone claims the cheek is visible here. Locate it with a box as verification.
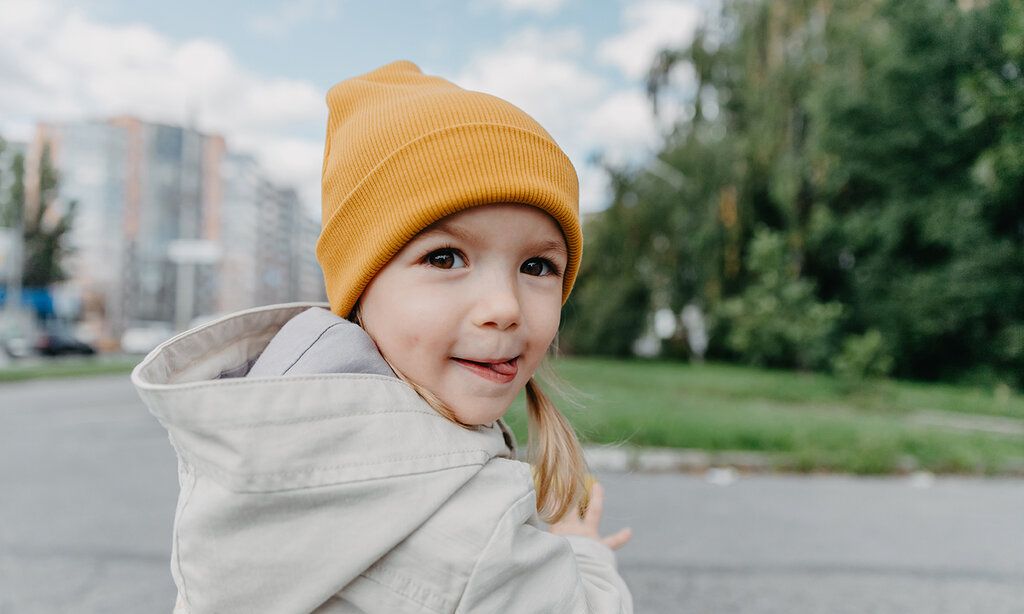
[527,299,562,351]
[370,303,442,367]
[400,331,426,357]
[541,290,564,331]
[376,323,423,358]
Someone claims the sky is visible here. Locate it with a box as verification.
[0,0,711,216]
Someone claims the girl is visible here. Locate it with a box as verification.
[132,60,633,613]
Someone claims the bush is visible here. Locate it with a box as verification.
[559,274,649,357]
[715,229,844,369]
[832,329,895,387]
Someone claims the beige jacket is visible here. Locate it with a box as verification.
[131,302,633,613]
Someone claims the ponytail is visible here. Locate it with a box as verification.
[524,375,591,524]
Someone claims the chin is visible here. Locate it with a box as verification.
[452,402,510,427]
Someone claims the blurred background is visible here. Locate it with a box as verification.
[3,0,1020,473]
[1,0,1022,612]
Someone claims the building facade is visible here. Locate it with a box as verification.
[32,117,325,348]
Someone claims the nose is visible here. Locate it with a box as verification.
[470,271,522,331]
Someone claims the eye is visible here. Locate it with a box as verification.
[425,247,466,270]
[521,257,560,277]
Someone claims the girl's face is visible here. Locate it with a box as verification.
[357,203,568,426]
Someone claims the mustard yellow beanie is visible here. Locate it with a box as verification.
[317,60,583,318]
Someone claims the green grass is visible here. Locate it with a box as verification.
[4,352,1021,475]
[504,357,1024,475]
[0,356,139,382]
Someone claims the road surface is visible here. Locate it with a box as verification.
[1,374,1022,613]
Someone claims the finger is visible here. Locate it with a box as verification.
[602,527,633,550]
[583,482,604,530]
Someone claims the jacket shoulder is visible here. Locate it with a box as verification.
[334,458,535,613]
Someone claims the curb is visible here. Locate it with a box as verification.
[581,444,1024,479]
[582,444,774,474]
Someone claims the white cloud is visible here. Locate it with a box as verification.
[0,0,325,212]
[577,163,611,217]
[598,0,702,79]
[0,0,696,218]
[582,90,659,164]
[474,0,570,16]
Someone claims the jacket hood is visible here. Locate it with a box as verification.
[131,302,519,612]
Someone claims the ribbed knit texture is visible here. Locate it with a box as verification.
[317,60,582,318]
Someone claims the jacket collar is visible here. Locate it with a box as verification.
[131,302,517,493]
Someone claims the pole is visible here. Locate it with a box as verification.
[7,225,23,316]
[174,261,194,333]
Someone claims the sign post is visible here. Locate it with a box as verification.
[167,240,222,333]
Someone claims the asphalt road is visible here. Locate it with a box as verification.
[1,374,1022,613]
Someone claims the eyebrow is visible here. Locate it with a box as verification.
[419,221,568,258]
[419,221,475,243]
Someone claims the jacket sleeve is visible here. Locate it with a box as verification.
[454,491,633,614]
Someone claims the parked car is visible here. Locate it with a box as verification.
[34,321,96,357]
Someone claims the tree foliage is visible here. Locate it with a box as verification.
[1,142,76,288]
[563,0,1024,387]
[715,228,843,370]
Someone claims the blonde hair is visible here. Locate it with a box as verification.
[351,306,590,524]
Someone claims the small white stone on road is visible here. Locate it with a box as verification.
[636,448,690,472]
[908,471,936,489]
[705,466,738,486]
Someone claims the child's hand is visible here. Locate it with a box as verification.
[548,482,632,550]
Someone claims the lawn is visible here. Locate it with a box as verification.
[3,352,1021,475]
[0,356,140,382]
[503,357,1024,475]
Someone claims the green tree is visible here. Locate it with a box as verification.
[715,228,843,370]
[807,0,1024,384]
[560,163,651,356]
[1,143,77,288]
[564,0,836,360]
[564,0,1024,388]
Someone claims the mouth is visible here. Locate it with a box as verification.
[451,356,520,384]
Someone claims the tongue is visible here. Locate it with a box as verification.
[489,360,516,376]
